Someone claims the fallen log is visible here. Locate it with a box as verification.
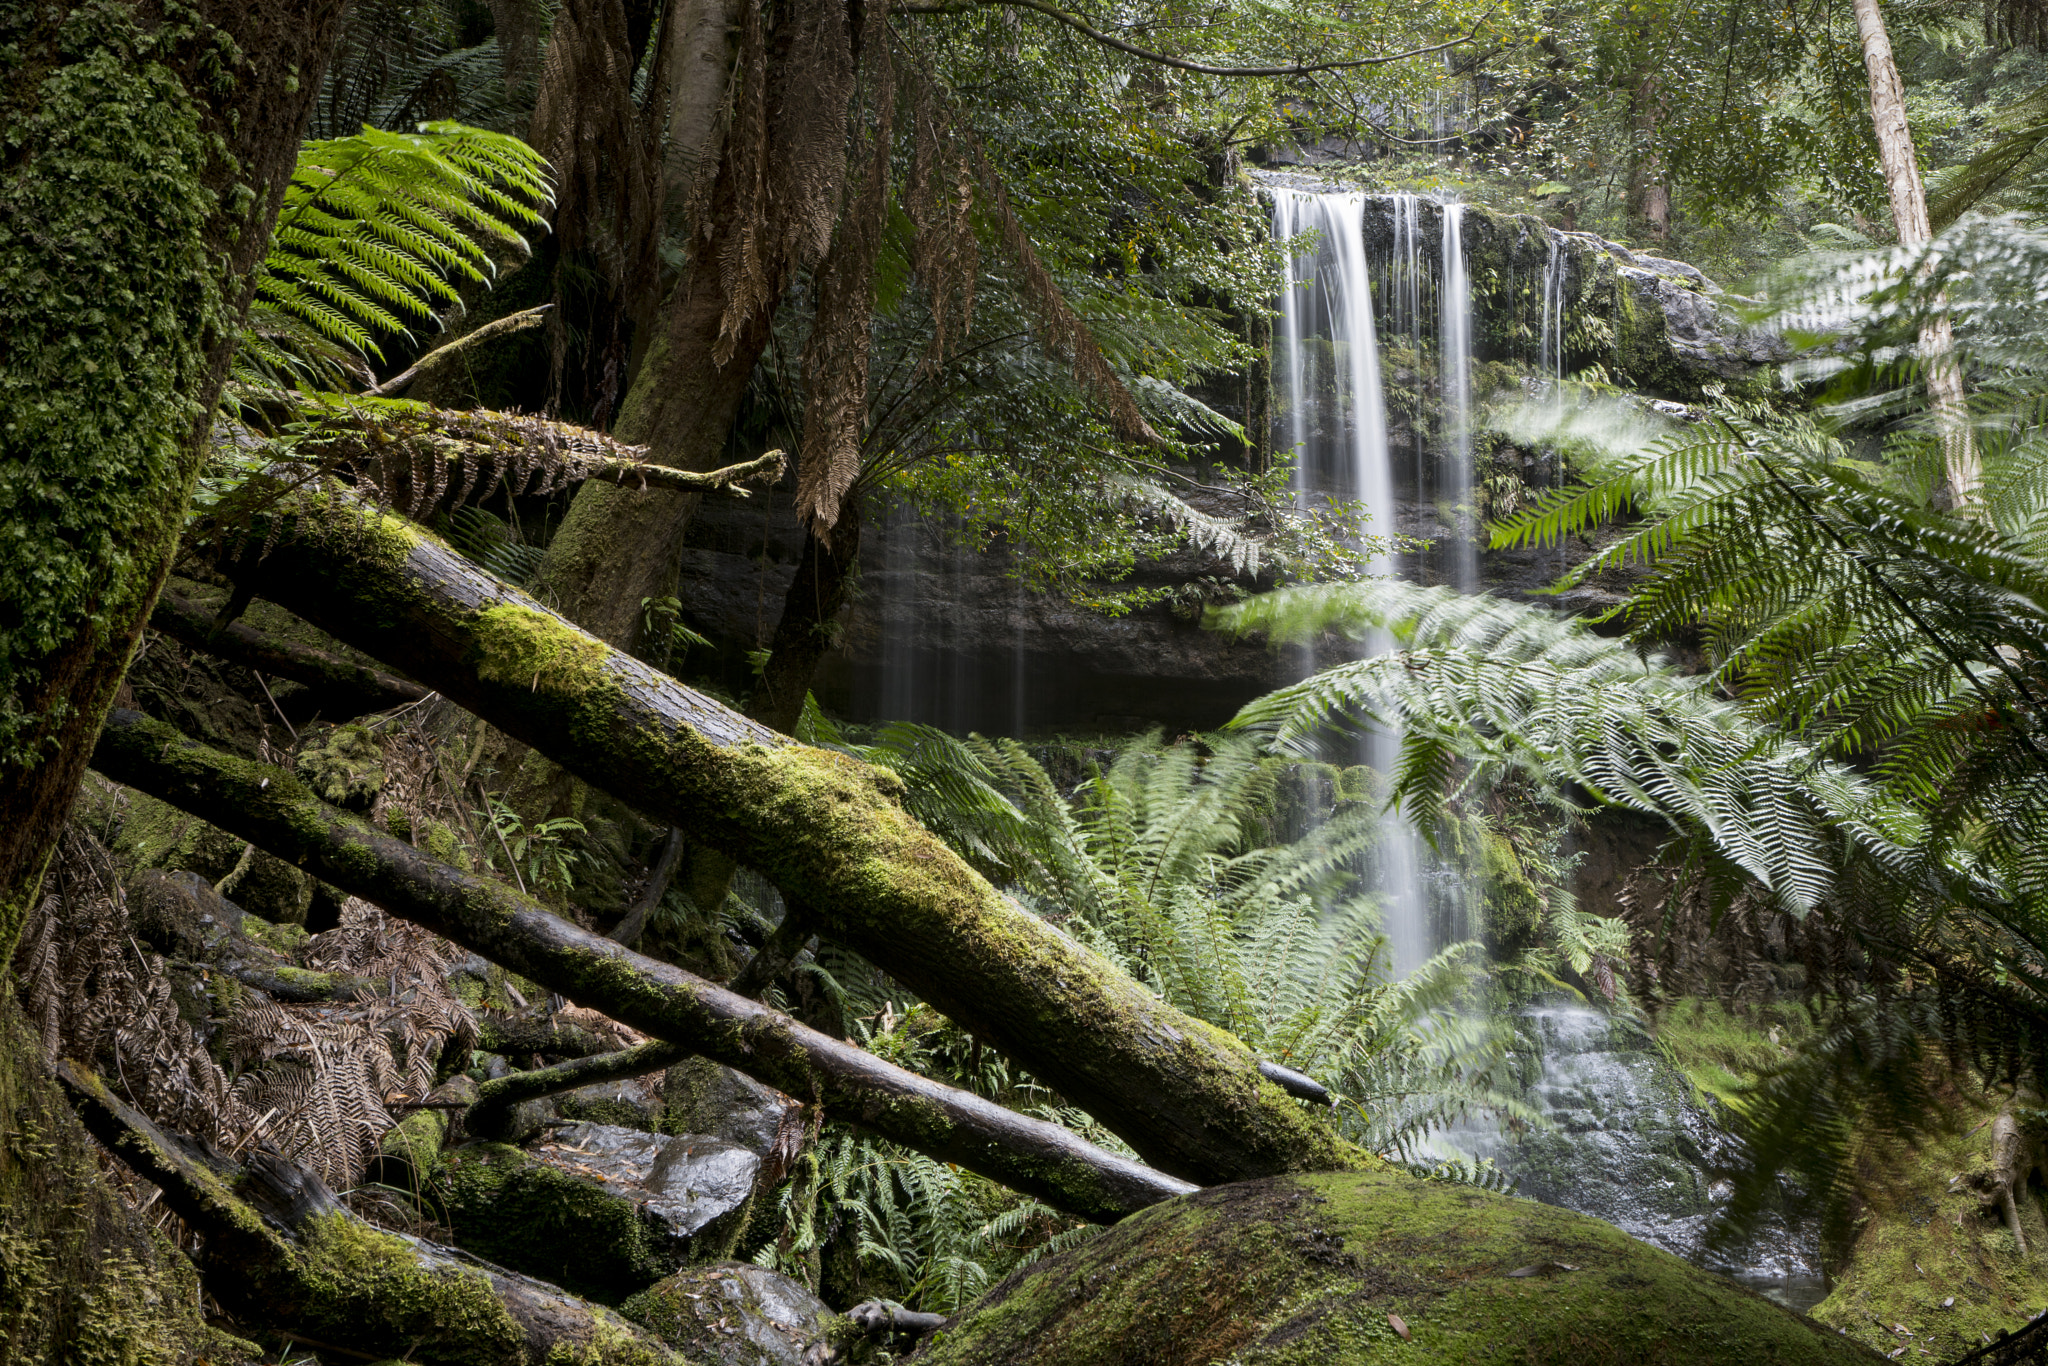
[151,588,430,717]
[468,1039,685,1141]
[223,498,1354,1184]
[55,1058,675,1366]
[91,708,1198,1221]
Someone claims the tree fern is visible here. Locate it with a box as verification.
[239,121,552,387]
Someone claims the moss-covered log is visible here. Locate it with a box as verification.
[127,868,374,1003]
[468,1040,686,1141]
[91,707,1198,1221]
[151,588,429,716]
[55,1057,674,1365]
[225,501,1355,1185]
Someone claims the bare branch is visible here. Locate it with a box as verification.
[895,0,1490,77]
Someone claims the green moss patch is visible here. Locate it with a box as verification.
[437,1142,679,1304]
[919,1170,1880,1365]
[1808,1096,2048,1357]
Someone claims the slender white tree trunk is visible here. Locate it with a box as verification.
[1853,0,1978,507]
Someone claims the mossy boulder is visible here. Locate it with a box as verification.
[293,721,386,811]
[918,1171,1881,1365]
[109,788,315,924]
[620,1261,839,1366]
[438,1125,760,1303]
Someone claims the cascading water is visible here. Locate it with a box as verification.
[1441,1001,1827,1310]
[1438,201,1478,593]
[1267,181,1825,1311]
[1270,185,1431,975]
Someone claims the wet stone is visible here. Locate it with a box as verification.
[663,1056,800,1157]
[620,1261,836,1366]
[533,1122,761,1246]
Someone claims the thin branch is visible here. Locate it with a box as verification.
[361,305,553,397]
[895,0,1490,78]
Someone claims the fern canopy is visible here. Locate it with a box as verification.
[241,121,553,386]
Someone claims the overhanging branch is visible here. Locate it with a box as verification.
[895,0,1489,77]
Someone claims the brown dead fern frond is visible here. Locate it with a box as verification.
[795,0,896,540]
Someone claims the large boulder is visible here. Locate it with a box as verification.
[438,1123,760,1302]
[916,1170,1882,1365]
[621,1261,839,1366]
[663,1056,800,1156]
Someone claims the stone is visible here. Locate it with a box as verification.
[621,1261,839,1366]
[917,1170,1879,1365]
[663,1056,800,1156]
[437,1123,761,1302]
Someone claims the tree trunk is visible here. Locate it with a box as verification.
[1852,0,1978,506]
[164,515,1361,1185]
[55,1057,675,1366]
[152,589,430,718]
[748,500,866,733]
[0,0,347,953]
[535,0,857,650]
[91,706,1204,1220]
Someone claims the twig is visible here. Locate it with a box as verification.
[360,306,553,398]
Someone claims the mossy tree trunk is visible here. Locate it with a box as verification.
[0,0,348,953]
[225,501,1358,1185]
[91,706,1202,1220]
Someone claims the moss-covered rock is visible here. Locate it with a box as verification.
[110,788,315,924]
[1808,1094,2048,1358]
[918,1171,1881,1365]
[438,1126,760,1303]
[620,1261,837,1365]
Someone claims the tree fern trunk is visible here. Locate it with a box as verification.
[219,501,1359,1185]
[0,0,348,956]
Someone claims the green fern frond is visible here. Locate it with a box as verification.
[240,120,552,387]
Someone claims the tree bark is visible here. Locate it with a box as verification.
[223,502,1356,1185]
[747,501,866,733]
[91,706,1203,1221]
[55,1058,676,1366]
[0,0,349,954]
[1853,0,1978,506]
[152,589,431,717]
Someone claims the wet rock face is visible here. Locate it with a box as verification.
[438,1123,760,1302]
[621,1261,837,1366]
[917,1170,1874,1366]
[557,1076,664,1131]
[662,1057,801,1158]
[1439,1004,1820,1303]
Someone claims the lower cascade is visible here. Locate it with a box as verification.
[1442,1001,1826,1311]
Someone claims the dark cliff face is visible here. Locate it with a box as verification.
[677,195,1777,736]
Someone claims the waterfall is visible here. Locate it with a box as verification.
[1438,201,1478,594]
[1270,186,1430,976]
[1540,234,1567,396]
[1386,194,1429,503]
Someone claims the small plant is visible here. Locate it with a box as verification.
[640,596,714,672]
[482,798,587,898]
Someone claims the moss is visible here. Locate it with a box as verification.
[289,1211,527,1364]
[0,990,229,1365]
[1807,1094,2048,1358]
[473,604,620,698]
[293,721,387,811]
[920,1171,1877,1366]
[114,789,315,924]
[1652,998,1810,1114]
[436,1142,681,1304]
